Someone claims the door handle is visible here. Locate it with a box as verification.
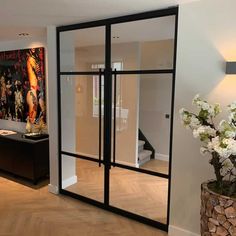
[99,68,102,167]
[113,69,117,165]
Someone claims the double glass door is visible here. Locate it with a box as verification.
[58,7,178,231]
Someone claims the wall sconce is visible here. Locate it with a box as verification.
[226,62,236,74]
[76,83,83,93]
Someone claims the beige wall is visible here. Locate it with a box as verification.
[170,0,236,235]
[140,40,174,70]
[139,40,174,158]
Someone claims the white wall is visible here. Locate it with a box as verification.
[60,34,77,188]
[170,0,236,235]
[0,37,47,132]
[47,26,59,194]
[139,40,174,159]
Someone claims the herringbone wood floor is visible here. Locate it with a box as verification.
[66,159,168,224]
[0,174,167,236]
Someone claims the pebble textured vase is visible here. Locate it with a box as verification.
[201,181,236,236]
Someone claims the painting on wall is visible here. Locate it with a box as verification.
[0,47,46,125]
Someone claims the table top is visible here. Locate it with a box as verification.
[0,132,49,143]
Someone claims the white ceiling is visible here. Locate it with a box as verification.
[60,15,175,48]
[0,0,199,41]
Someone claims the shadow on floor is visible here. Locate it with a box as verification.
[0,170,49,189]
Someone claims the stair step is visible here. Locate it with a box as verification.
[138,140,145,147]
[138,140,145,153]
[138,150,152,161]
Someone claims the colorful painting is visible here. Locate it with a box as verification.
[0,47,46,124]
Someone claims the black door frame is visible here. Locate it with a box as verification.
[57,6,178,232]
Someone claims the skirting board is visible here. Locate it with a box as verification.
[77,151,98,159]
[115,160,137,168]
[48,184,59,195]
[155,153,169,162]
[169,225,200,236]
[62,175,78,189]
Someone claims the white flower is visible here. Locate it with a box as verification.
[225,131,236,138]
[220,158,234,176]
[224,138,236,155]
[189,116,201,129]
[180,95,236,182]
[208,107,215,116]
[193,126,216,142]
[208,137,236,158]
[228,101,236,111]
[179,108,190,125]
[192,94,200,105]
[218,120,227,132]
[179,108,186,115]
[229,112,236,122]
[200,147,208,156]
[219,156,227,163]
[201,102,210,111]
[218,120,236,138]
[213,103,221,116]
[229,173,236,182]
[232,168,236,176]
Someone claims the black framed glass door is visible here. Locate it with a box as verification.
[57,6,178,232]
[58,26,106,204]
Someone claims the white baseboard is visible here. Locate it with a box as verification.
[115,160,137,168]
[62,175,78,189]
[155,153,169,162]
[169,225,200,236]
[48,184,59,194]
[77,151,98,159]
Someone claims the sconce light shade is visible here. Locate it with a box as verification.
[226,62,236,74]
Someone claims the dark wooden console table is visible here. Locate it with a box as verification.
[0,132,49,184]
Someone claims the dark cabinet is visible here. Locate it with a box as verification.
[0,133,49,184]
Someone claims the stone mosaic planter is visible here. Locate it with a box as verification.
[201,181,236,236]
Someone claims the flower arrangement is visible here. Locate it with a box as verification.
[180,95,236,197]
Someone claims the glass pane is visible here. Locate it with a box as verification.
[60,26,105,72]
[62,155,104,202]
[111,74,172,175]
[111,15,175,71]
[60,75,104,161]
[110,167,168,224]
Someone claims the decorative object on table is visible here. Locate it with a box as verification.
[180,95,236,235]
[24,132,49,140]
[0,129,17,136]
[32,117,47,134]
[0,47,46,125]
[25,116,32,133]
[24,117,48,140]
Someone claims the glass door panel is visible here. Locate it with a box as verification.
[109,167,168,224]
[111,15,175,71]
[60,75,104,161]
[60,26,106,72]
[111,74,172,175]
[62,155,104,202]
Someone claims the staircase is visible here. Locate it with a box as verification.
[138,140,153,166]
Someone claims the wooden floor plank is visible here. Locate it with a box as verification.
[0,174,167,236]
[66,159,168,223]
